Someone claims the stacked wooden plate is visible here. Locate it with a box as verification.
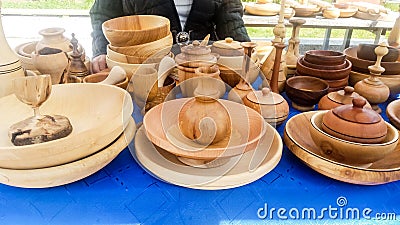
[133,98,283,189]
[0,83,135,188]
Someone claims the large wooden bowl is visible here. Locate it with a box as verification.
[299,56,347,70]
[0,118,136,188]
[108,32,173,58]
[0,83,133,169]
[102,15,170,47]
[304,50,346,65]
[344,47,400,75]
[357,43,399,62]
[83,72,129,89]
[284,111,400,185]
[387,99,400,131]
[143,98,268,161]
[107,44,170,64]
[349,71,400,95]
[309,111,398,166]
[296,57,351,80]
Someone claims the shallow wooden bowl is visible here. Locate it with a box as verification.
[357,43,399,62]
[83,72,129,89]
[284,111,400,185]
[108,32,173,58]
[102,15,170,47]
[304,50,346,65]
[309,111,398,166]
[106,56,158,79]
[244,2,280,16]
[296,58,351,80]
[143,98,267,161]
[106,44,170,64]
[294,5,320,17]
[349,71,400,95]
[0,118,136,188]
[299,56,347,70]
[322,8,340,19]
[0,83,133,169]
[285,76,329,111]
[387,99,400,130]
[338,6,358,18]
[344,47,400,75]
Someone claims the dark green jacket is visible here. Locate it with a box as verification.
[90,0,250,57]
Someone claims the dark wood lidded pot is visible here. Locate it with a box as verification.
[322,98,387,144]
[318,86,371,110]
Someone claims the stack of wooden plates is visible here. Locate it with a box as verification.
[0,83,135,188]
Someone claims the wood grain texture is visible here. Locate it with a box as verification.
[284,111,400,185]
[387,99,400,131]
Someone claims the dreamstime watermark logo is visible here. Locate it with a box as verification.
[257,196,398,221]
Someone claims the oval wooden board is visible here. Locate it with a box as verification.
[284,111,400,185]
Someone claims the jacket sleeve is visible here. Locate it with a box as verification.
[89,0,125,58]
[214,0,250,42]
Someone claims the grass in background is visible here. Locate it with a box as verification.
[1,0,94,9]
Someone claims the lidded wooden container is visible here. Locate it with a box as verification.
[318,86,371,110]
[211,37,244,56]
[322,98,387,144]
[175,40,218,67]
[243,88,289,125]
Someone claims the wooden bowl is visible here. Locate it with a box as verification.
[0,118,136,188]
[218,66,241,87]
[285,76,329,111]
[324,76,348,88]
[108,32,173,58]
[284,111,400,185]
[299,56,347,70]
[14,41,37,71]
[333,3,349,9]
[310,111,398,166]
[0,83,133,169]
[294,5,320,17]
[323,8,340,19]
[296,58,351,80]
[344,47,400,75]
[106,44,171,64]
[357,43,399,62]
[338,6,358,18]
[349,71,400,95]
[143,98,267,161]
[244,2,280,16]
[304,50,346,65]
[106,56,158,79]
[83,72,129,89]
[386,99,400,130]
[102,15,170,47]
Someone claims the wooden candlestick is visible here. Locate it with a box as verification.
[354,42,390,113]
[270,43,286,93]
[286,18,306,66]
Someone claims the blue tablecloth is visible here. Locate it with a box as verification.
[1,87,399,225]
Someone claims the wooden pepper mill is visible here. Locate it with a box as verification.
[227,42,257,103]
[285,18,306,67]
[354,42,390,113]
[68,33,88,78]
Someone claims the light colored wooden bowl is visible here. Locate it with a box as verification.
[0,118,135,188]
[83,72,129,89]
[102,15,170,47]
[309,111,398,166]
[107,44,170,64]
[0,83,133,169]
[244,3,280,16]
[344,47,400,75]
[14,41,37,71]
[294,5,320,17]
[143,98,267,161]
[387,99,400,131]
[323,7,340,19]
[338,6,358,18]
[284,111,400,185]
[108,32,173,58]
[349,71,400,95]
[106,55,158,80]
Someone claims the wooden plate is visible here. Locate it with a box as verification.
[0,117,136,188]
[284,111,400,185]
[387,99,400,130]
[133,125,282,190]
[0,83,133,169]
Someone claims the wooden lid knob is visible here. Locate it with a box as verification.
[343,86,354,95]
[225,37,233,43]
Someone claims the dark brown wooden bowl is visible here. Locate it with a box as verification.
[304,50,346,65]
[344,47,400,75]
[296,58,352,80]
[285,76,329,111]
[299,56,347,70]
[357,43,399,62]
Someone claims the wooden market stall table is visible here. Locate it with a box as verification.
[243,13,397,50]
[0,88,399,224]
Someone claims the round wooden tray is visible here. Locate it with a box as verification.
[387,99,400,131]
[133,125,282,190]
[0,83,133,169]
[0,117,136,188]
[284,111,400,185]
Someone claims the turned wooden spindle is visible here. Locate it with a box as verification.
[286,18,306,66]
[271,43,286,93]
[354,42,390,113]
[240,42,257,81]
[388,6,400,48]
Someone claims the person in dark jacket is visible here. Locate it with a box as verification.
[90,0,250,73]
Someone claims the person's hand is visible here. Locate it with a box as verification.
[91,54,107,73]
